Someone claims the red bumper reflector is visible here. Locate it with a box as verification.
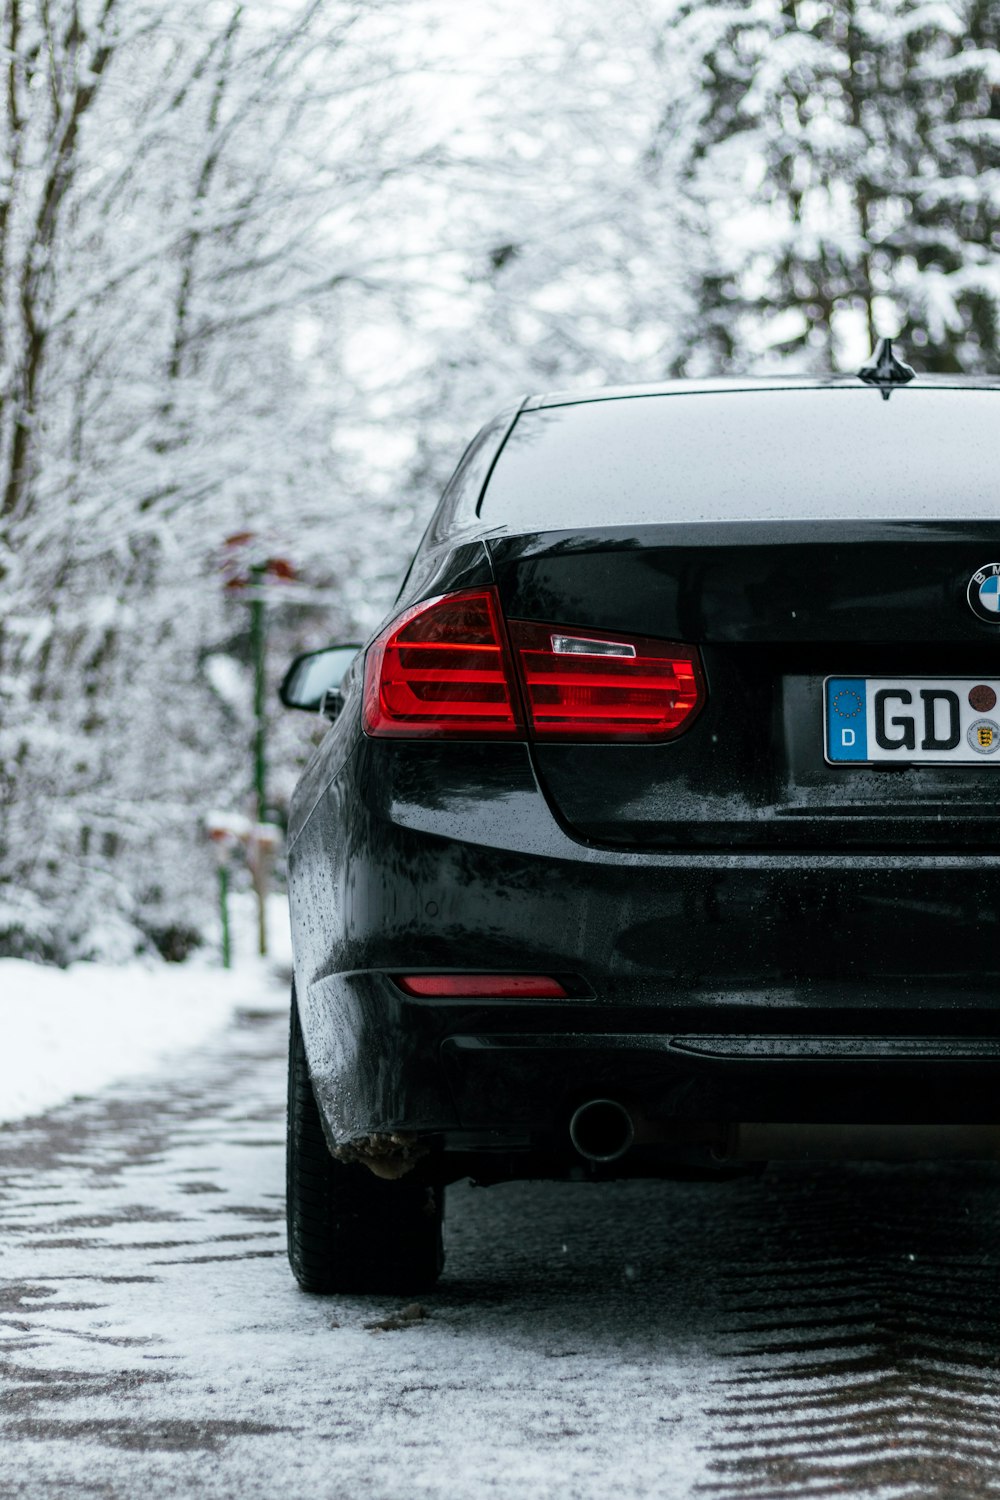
[396,974,569,998]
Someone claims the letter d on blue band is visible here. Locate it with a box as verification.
[827,678,868,762]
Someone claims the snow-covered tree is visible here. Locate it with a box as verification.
[0,0,420,958]
[0,0,701,961]
[24,0,996,960]
[665,0,1000,371]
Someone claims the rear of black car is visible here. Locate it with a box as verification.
[286,378,1000,1233]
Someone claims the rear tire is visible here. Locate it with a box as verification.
[286,991,444,1294]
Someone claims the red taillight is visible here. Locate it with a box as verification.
[507,620,705,741]
[363,585,704,742]
[363,588,522,738]
[396,974,569,998]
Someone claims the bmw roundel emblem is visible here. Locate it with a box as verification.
[968,564,1000,622]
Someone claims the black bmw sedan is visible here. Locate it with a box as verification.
[280,349,1000,1293]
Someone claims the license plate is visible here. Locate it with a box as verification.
[825,677,1000,765]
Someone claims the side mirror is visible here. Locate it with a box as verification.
[279,646,361,719]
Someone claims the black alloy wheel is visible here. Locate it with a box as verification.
[286,991,444,1294]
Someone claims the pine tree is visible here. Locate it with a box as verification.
[668,0,1000,372]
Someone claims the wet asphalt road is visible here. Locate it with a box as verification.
[3,1006,1000,1499]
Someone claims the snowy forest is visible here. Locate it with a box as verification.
[1,0,997,965]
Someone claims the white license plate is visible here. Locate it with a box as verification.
[825,677,1000,765]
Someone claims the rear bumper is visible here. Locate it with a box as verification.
[442,1029,1000,1130]
[298,971,1000,1151]
[288,735,1000,1158]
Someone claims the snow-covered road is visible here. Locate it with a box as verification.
[4,1005,1000,1499]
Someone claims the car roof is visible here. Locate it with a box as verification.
[524,373,1000,411]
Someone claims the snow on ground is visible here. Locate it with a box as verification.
[1,1012,716,1500]
[5,1009,1000,1498]
[0,893,290,1125]
[5,924,1000,1495]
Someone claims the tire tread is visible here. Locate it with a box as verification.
[286,994,443,1294]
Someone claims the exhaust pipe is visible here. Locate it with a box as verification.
[569,1099,636,1163]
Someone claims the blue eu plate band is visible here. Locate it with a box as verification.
[826,677,868,762]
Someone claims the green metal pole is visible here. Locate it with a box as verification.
[250,562,267,824]
[219,864,231,969]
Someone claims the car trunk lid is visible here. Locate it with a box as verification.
[489,521,1000,850]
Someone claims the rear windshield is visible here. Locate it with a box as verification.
[480,389,999,526]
